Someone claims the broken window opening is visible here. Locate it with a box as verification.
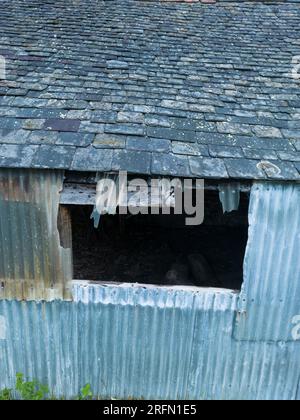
[68,189,249,291]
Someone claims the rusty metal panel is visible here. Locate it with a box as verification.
[0,283,299,400]
[234,182,300,342]
[0,169,72,301]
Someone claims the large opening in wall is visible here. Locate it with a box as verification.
[67,188,249,291]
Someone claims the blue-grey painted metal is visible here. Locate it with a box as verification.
[235,182,300,342]
[0,282,299,400]
[0,181,299,400]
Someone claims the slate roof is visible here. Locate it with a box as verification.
[0,0,300,180]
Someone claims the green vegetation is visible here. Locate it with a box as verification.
[0,373,93,400]
[0,388,12,400]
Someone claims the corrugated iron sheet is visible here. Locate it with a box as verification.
[0,282,299,400]
[0,169,72,301]
[0,181,299,399]
[235,182,300,342]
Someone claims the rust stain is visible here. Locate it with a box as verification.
[0,169,72,301]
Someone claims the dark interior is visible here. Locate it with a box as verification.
[70,190,249,291]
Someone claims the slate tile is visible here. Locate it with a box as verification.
[197,132,295,153]
[123,105,155,114]
[91,111,117,123]
[160,100,188,110]
[0,117,23,131]
[217,122,252,136]
[27,130,59,145]
[196,132,238,146]
[0,144,38,168]
[209,145,244,158]
[188,104,215,113]
[64,100,88,110]
[22,119,46,130]
[244,137,295,152]
[172,142,209,157]
[145,115,171,128]
[43,118,80,132]
[66,110,92,120]
[152,106,188,118]
[72,147,113,171]
[288,121,300,130]
[104,124,145,136]
[117,112,144,124]
[0,129,29,144]
[112,150,152,174]
[205,114,227,123]
[32,145,76,169]
[277,151,300,162]
[76,93,103,101]
[152,153,191,177]
[189,157,228,179]
[224,159,266,179]
[282,130,300,140]
[107,60,129,70]
[168,117,197,131]
[252,126,282,139]
[243,148,278,160]
[194,121,218,133]
[147,127,196,143]
[253,160,299,180]
[127,137,171,153]
[1,1,300,180]
[94,133,126,149]
[79,121,105,134]
[12,108,65,119]
[56,132,94,147]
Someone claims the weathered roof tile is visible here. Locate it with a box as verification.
[32,145,76,169]
[152,153,191,177]
[127,137,171,153]
[0,0,299,180]
[0,144,38,167]
[173,142,209,157]
[209,145,244,159]
[112,150,152,174]
[189,156,228,179]
[224,159,266,179]
[43,119,81,132]
[71,147,113,171]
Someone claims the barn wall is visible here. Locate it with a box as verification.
[0,180,299,399]
[0,282,299,400]
[235,182,300,342]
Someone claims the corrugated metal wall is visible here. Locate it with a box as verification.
[0,282,299,400]
[0,180,299,399]
[0,169,72,301]
[235,182,300,342]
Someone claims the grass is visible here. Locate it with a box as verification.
[0,373,93,400]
